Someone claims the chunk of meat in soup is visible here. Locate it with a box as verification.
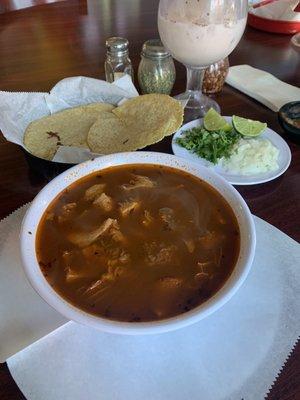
[84,184,106,201]
[67,218,125,248]
[107,248,131,268]
[144,242,178,266]
[57,202,77,223]
[159,207,176,231]
[93,193,114,212]
[84,266,130,300]
[119,199,140,217]
[121,174,156,190]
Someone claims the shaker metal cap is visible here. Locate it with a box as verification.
[142,39,170,59]
[106,37,129,54]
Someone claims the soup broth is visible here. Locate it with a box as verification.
[36,164,240,322]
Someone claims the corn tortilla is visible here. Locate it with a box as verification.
[24,103,114,160]
[87,94,183,154]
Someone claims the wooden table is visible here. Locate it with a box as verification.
[0,0,299,398]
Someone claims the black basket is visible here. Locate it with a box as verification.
[23,149,74,182]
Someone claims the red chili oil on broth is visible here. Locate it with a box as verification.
[36,164,240,322]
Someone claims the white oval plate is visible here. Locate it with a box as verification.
[172,117,292,185]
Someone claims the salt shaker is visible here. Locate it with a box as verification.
[138,39,175,95]
[203,58,229,94]
[105,37,133,83]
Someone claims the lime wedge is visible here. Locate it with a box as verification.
[203,108,231,132]
[232,115,267,137]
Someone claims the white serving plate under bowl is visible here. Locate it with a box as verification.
[20,152,256,335]
[172,117,292,185]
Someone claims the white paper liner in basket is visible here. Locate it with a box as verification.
[0,75,139,164]
[0,204,299,400]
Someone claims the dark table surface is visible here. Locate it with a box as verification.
[0,0,299,399]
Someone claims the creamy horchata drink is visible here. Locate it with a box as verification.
[158,0,247,116]
[158,12,246,67]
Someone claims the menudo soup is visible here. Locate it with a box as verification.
[36,164,240,322]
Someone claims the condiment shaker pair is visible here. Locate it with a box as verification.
[105,37,176,95]
[104,37,229,95]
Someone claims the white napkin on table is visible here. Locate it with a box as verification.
[226,65,300,112]
[0,205,66,362]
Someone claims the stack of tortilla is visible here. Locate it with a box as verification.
[24,94,184,161]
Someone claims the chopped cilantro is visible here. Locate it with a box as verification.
[176,126,240,164]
